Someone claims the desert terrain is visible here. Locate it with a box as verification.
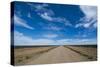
[12,45,97,65]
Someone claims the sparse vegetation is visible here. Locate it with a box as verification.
[14,46,57,65]
[13,45,97,65]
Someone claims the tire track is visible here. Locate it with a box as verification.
[64,46,93,60]
[15,46,58,65]
[26,46,90,65]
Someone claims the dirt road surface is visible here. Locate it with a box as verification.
[25,46,94,65]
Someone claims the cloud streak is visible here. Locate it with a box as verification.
[75,6,97,29]
[29,3,72,27]
[40,12,53,21]
[80,6,97,18]
[14,31,96,46]
[14,31,56,46]
[57,39,97,45]
[14,31,34,45]
[14,14,34,30]
[38,11,72,26]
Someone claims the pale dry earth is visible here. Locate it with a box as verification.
[14,46,97,65]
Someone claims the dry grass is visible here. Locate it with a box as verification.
[64,45,97,60]
[14,46,57,65]
[13,45,97,65]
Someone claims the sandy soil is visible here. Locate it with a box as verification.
[14,46,97,65]
[64,46,97,60]
[14,46,57,65]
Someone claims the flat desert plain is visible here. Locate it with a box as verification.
[12,45,97,65]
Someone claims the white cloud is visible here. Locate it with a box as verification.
[75,6,97,28]
[57,39,97,45]
[14,31,34,46]
[32,4,72,27]
[44,34,58,38]
[14,31,56,46]
[77,39,97,45]
[14,14,34,30]
[32,39,55,45]
[75,17,97,28]
[80,6,97,18]
[34,3,49,10]
[39,12,72,26]
[57,39,71,45]
[28,3,48,10]
[40,12,53,21]
[14,31,96,46]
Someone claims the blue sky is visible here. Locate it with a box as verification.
[12,1,97,46]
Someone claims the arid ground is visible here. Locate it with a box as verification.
[12,45,97,65]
